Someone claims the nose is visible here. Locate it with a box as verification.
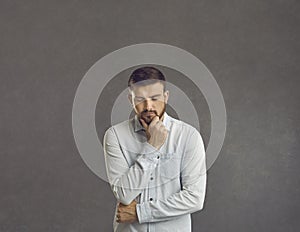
[144,99,153,111]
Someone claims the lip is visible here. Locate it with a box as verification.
[143,112,156,116]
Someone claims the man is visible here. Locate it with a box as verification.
[103,66,207,232]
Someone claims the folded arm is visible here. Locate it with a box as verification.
[103,127,162,205]
[136,129,207,223]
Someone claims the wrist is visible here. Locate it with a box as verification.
[147,140,159,150]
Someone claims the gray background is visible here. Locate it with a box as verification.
[0,0,299,231]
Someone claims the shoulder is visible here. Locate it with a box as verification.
[168,114,200,136]
[104,118,134,138]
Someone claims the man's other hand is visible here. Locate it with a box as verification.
[116,200,138,223]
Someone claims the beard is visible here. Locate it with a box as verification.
[139,104,166,125]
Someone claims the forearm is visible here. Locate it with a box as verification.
[104,127,162,205]
[137,129,207,223]
[110,150,161,205]
[136,173,206,223]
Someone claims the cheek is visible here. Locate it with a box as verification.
[134,103,144,112]
[157,101,165,109]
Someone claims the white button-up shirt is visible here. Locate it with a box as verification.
[103,112,207,232]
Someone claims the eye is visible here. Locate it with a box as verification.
[135,97,143,101]
[152,98,158,101]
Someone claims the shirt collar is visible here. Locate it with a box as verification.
[134,112,171,132]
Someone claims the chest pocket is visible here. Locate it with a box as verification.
[159,152,182,182]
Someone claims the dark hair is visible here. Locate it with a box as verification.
[128,66,166,90]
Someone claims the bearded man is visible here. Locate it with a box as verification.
[103,66,207,232]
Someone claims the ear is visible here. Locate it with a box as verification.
[164,90,169,103]
[128,93,133,105]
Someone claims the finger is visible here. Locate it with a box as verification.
[155,122,164,130]
[158,122,166,129]
[139,118,148,130]
[149,116,159,127]
[156,120,163,126]
[128,200,136,206]
[118,204,126,209]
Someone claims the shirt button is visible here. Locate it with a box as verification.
[149,198,153,201]
[150,177,153,180]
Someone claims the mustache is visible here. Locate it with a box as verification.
[141,110,158,115]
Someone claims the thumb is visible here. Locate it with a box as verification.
[139,118,148,130]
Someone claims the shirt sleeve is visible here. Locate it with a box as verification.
[136,129,207,223]
[103,126,162,205]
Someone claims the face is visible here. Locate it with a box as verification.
[128,82,169,125]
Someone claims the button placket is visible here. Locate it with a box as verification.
[148,171,155,203]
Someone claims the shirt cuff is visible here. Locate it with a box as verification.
[136,202,152,224]
[142,142,162,155]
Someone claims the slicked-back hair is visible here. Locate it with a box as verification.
[128,66,166,91]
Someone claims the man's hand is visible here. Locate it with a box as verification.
[116,200,138,223]
[140,116,168,150]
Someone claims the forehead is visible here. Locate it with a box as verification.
[131,82,164,97]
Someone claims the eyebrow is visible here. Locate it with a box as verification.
[135,94,162,99]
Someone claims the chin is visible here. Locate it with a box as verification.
[141,115,154,125]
